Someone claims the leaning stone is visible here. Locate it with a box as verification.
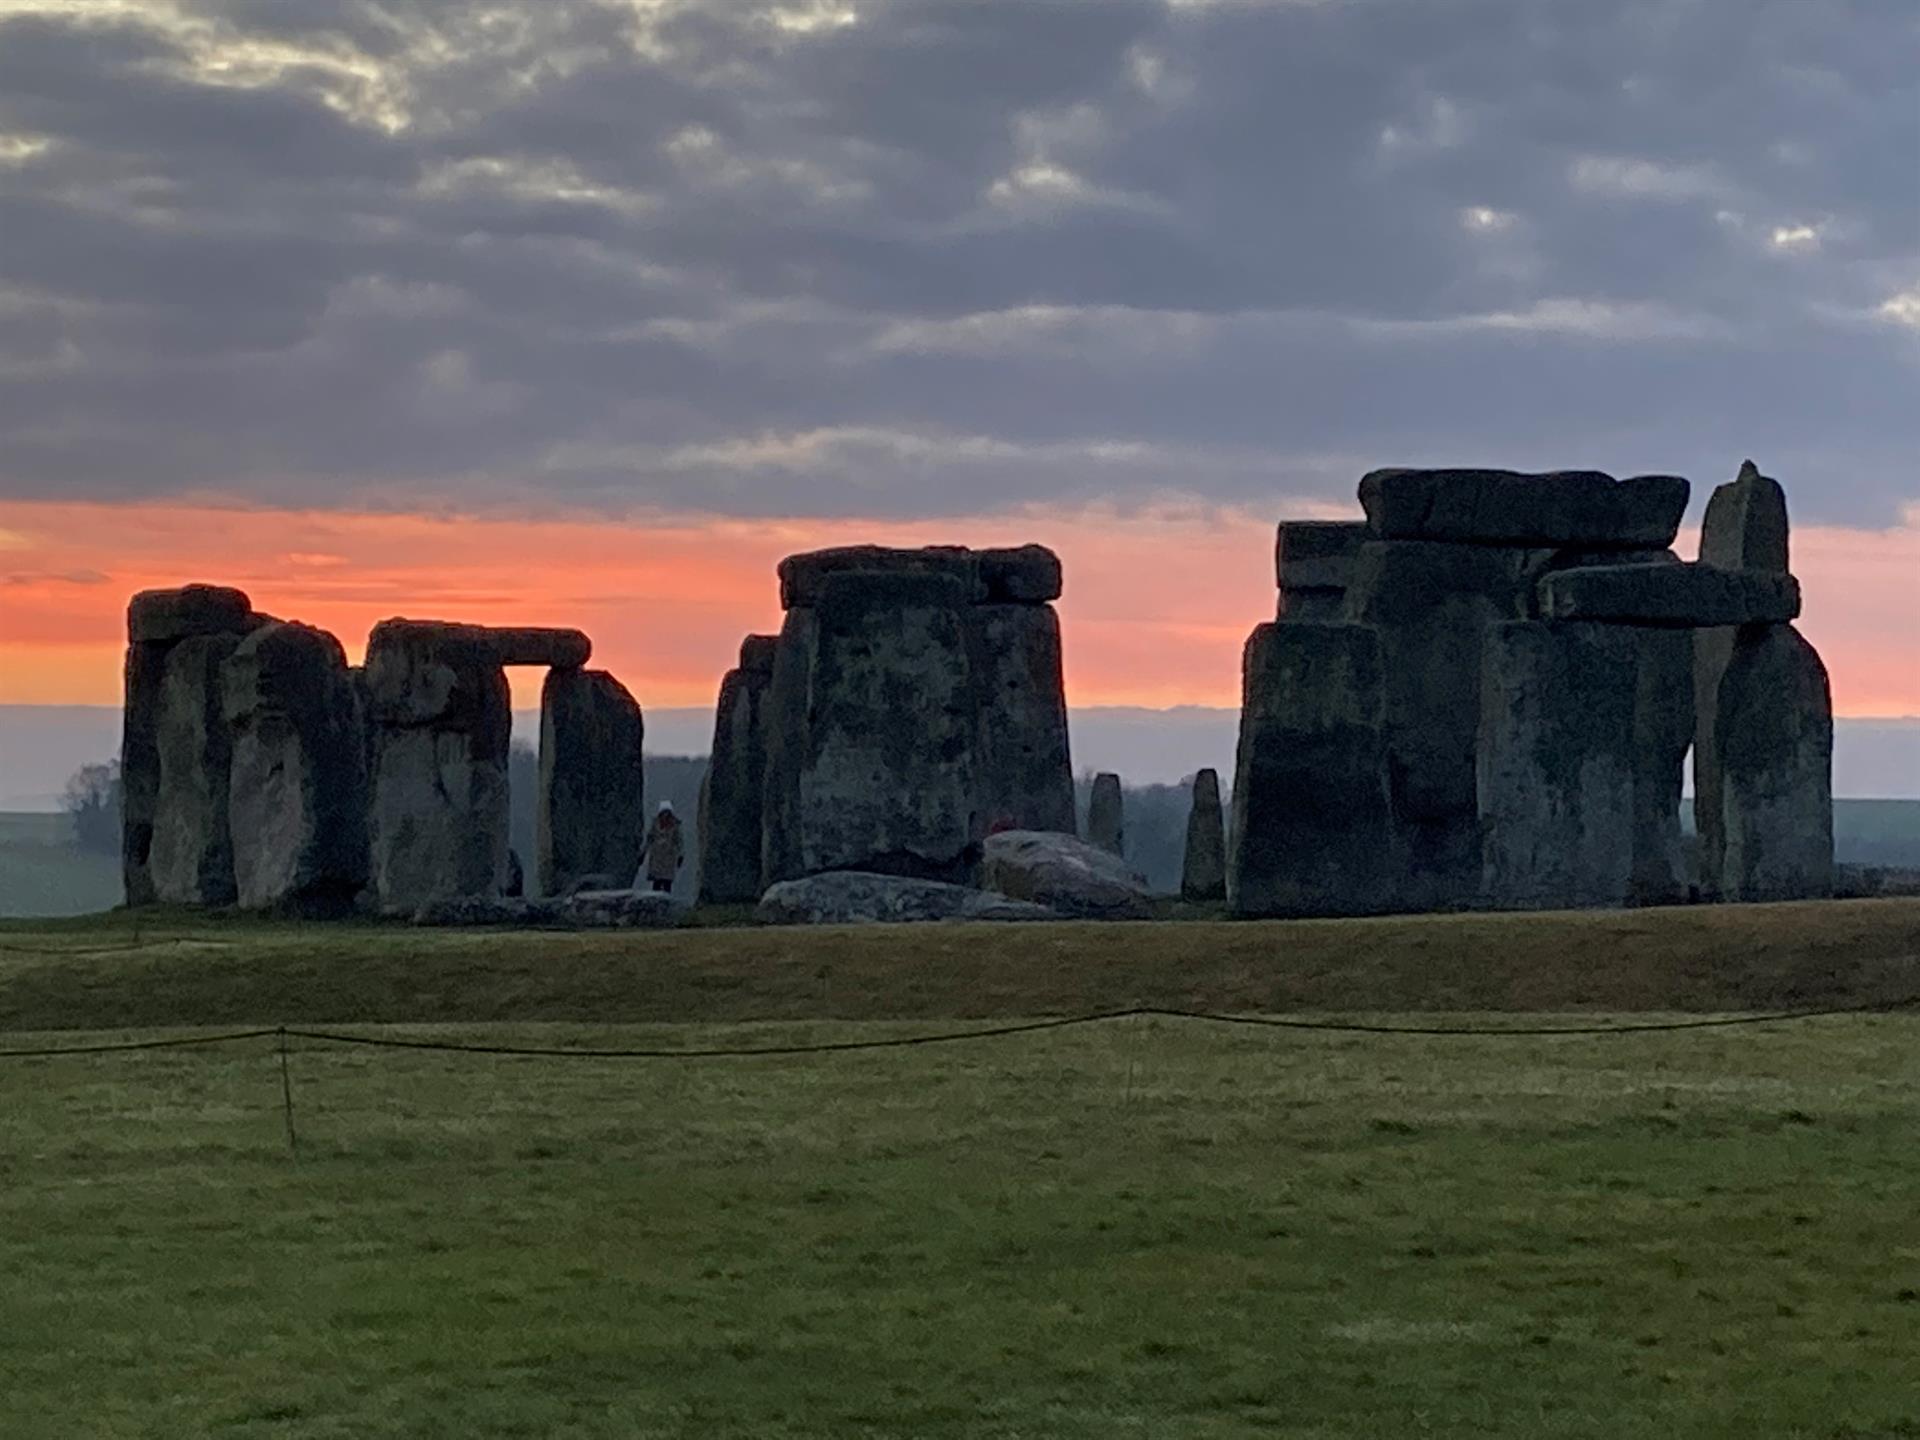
[1340,540,1539,907]
[755,871,1058,925]
[1181,769,1227,903]
[1692,460,1792,896]
[760,572,980,884]
[148,633,242,905]
[1228,622,1396,917]
[1086,773,1125,856]
[699,649,776,904]
[127,584,258,644]
[1477,623,1641,910]
[980,829,1154,919]
[1538,563,1799,627]
[1714,625,1833,901]
[1359,468,1689,549]
[968,604,1076,835]
[222,621,369,913]
[778,546,984,610]
[363,621,512,909]
[536,669,645,898]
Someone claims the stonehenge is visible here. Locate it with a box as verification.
[1234,462,1832,915]
[117,469,1833,923]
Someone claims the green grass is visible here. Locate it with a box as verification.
[2,1013,1916,1438]
[0,810,120,919]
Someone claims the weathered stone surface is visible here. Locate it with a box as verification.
[761,573,980,884]
[1340,540,1538,907]
[1538,563,1800,627]
[1229,622,1396,917]
[1181,769,1227,902]
[1276,589,1346,621]
[484,626,591,669]
[738,633,779,674]
[120,641,168,906]
[363,620,512,910]
[1086,773,1124,856]
[980,829,1154,918]
[412,895,551,927]
[536,669,644,898]
[1478,623,1640,910]
[1359,469,1689,549]
[560,888,685,928]
[149,633,242,905]
[1275,521,1368,591]
[969,604,1075,835]
[1625,627,1696,906]
[756,871,1057,925]
[1700,460,1789,573]
[128,584,257,645]
[222,621,369,913]
[1714,625,1833,901]
[1693,460,1793,897]
[699,650,776,904]
[777,545,1064,610]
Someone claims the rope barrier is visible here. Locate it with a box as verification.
[1,994,1914,1062]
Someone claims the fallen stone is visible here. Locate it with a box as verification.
[222,621,369,913]
[1693,460,1792,897]
[1086,773,1125,857]
[1714,625,1833,901]
[968,604,1076,835]
[1229,622,1397,917]
[412,895,554,927]
[560,888,686,928]
[979,829,1154,919]
[128,584,259,645]
[1359,468,1689,549]
[1537,563,1800,627]
[536,669,645,898]
[699,647,776,904]
[1181,769,1227,903]
[755,871,1058,925]
[1477,623,1640,910]
[760,573,980,884]
[149,633,242,905]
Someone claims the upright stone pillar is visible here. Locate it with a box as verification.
[1478,623,1639,910]
[223,621,369,912]
[537,668,645,897]
[761,572,980,884]
[149,632,245,905]
[1693,459,1791,897]
[969,603,1075,834]
[1229,622,1395,916]
[1086,773,1124,857]
[122,585,257,905]
[1181,768,1227,902]
[1716,625,1833,901]
[698,636,776,904]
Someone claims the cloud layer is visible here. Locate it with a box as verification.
[1,0,1914,523]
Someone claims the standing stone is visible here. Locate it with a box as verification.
[223,621,369,913]
[122,584,260,905]
[698,636,777,904]
[1693,460,1792,897]
[537,669,645,898]
[1229,622,1395,917]
[362,621,514,910]
[761,572,980,884]
[1340,539,1538,909]
[148,633,242,905]
[969,604,1075,835]
[1478,623,1639,910]
[1180,768,1227,902]
[1086,773,1125,857]
[1625,627,1696,906]
[1715,625,1833,901]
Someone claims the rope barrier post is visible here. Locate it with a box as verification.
[277,1026,298,1159]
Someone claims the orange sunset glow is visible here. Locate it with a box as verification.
[2,498,1915,717]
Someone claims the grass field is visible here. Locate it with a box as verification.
[2,907,1917,1437]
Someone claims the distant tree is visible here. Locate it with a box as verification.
[63,761,121,856]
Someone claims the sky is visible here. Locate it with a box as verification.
[0,0,1915,717]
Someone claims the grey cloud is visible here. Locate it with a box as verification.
[0,0,1913,526]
